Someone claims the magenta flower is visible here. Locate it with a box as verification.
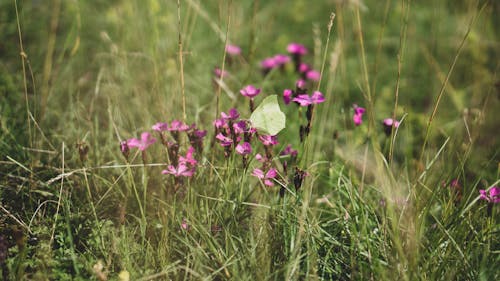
[120,140,130,159]
[152,122,169,132]
[274,54,290,65]
[236,142,252,155]
[479,186,500,203]
[287,43,308,56]
[283,89,293,105]
[221,108,240,121]
[306,70,320,81]
[296,79,306,89]
[193,129,207,138]
[127,132,157,151]
[181,218,190,230]
[214,67,228,79]
[280,144,298,157]
[240,85,261,99]
[187,127,207,154]
[382,118,401,136]
[299,63,310,73]
[383,118,400,128]
[259,135,278,146]
[226,44,241,56]
[353,105,366,126]
[120,140,129,153]
[179,146,198,166]
[216,133,233,147]
[293,91,325,106]
[168,120,190,132]
[252,168,278,187]
[353,114,363,126]
[354,105,366,116]
[261,57,277,69]
[233,120,248,135]
[162,163,194,177]
[213,118,227,129]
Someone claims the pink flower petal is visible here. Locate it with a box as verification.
[264,179,274,187]
[252,168,265,179]
[240,85,261,98]
[273,54,290,65]
[299,63,310,73]
[266,168,277,179]
[306,70,321,81]
[152,122,169,132]
[296,79,306,89]
[283,89,292,105]
[236,142,252,155]
[353,114,363,126]
[311,91,325,104]
[287,43,308,55]
[293,94,312,106]
[261,57,277,69]
[226,44,241,55]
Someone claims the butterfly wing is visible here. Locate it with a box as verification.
[250,95,286,135]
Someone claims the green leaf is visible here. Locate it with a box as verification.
[250,95,286,135]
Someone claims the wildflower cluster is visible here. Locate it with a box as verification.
[120,40,414,197]
[479,186,500,204]
[122,120,207,189]
[120,42,334,195]
[214,108,256,164]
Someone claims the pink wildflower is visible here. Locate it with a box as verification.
[168,120,190,132]
[127,132,157,151]
[353,114,363,126]
[261,57,277,69]
[353,105,366,126]
[181,218,190,230]
[479,186,500,203]
[226,44,241,56]
[233,121,248,135]
[240,85,261,99]
[293,91,325,106]
[296,79,307,89]
[216,133,233,147]
[221,108,240,121]
[214,67,228,79]
[299,63,310,73]
[306,70,320,81]
[382,118,401,136]
[152,122,169,132]
[274,54,290,65]
[162,163,194,177]
[383,118,400,128]
[120,141,130,159]
[236,142,252,155]
[213,118,227,129]
[280,144,298,157]
[258,135,278,146]
[252,168,278,187]
[194,129,207,138]
[287,43,308,56]
[283,89,293,105]
[179,146,197,166]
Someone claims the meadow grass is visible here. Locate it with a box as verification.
[0,0,499,280]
